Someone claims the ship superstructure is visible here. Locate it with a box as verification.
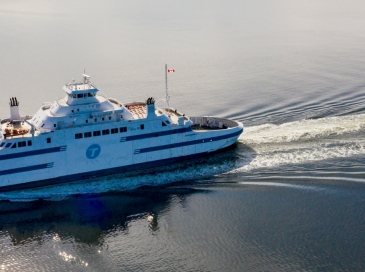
[0,74,243,192]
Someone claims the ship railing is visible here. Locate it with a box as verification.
[65,82,97,90]
[190,116,239,129]
[164,108,189,121]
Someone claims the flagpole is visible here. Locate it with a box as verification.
[165,64,169,109]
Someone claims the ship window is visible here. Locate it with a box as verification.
[93,130,101,136]
[41,124,45,128]
[77,94,83,98]
[72,94,77,98]
[120,127,127,133]
[18,141,26,147]
[27,140,32,146]
[165,120,170,124]
[162,122,167,127]
[102,129,110,135]
[88,93,93,97]
[111,128,118,134]
[109,116,111,120]
[84,132,92,138]
[75,133,83,139]
[140,124,144,130]
[47,137,51,143]
[102,117,104,121]
[0,142,5,147]
[54,124,56,127]
[11,143,17,148]
[5,143,12,148]
[86,120,88,123]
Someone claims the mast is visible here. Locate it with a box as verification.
[165,64,169,109]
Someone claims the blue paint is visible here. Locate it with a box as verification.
[0,146,67,161]
[136,129,243,154]
[0,163,53,176]
[124,127,192,142]
[86,144,101,159]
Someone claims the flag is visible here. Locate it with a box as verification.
[167,69,175,73]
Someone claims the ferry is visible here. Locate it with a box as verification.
[0,69,243,192]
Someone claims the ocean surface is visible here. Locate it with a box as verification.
[1,1,365,271]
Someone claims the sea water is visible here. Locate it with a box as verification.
[1,1,365,271]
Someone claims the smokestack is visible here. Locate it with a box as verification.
[9,97,21,121]
[146,97,156,119]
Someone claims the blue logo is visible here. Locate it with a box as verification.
[86,144,101,159]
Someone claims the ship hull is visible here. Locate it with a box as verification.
[0,147,232,192]
[0,122,243,192]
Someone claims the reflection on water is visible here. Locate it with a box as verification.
[0,189,195,245]
[0,187,204,271]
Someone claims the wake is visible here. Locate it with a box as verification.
[241,114,365,144]
[233,113,365,172]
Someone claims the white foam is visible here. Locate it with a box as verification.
[232,114,365,172]
[240,114,365,144]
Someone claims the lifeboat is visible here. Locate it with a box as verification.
[4,122,29,137]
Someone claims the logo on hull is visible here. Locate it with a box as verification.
[86,144,101,159]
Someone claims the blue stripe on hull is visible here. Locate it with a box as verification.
[0,163,53,176]
[0,146,67,161]
[136,129,242,154]
[125,127,192,141]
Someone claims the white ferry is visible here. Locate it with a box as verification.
[0,71,243,192]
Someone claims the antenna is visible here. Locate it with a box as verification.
[82,71,90,92]
[165,64,169,109]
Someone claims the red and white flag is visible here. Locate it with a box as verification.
[167,69,175,73]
